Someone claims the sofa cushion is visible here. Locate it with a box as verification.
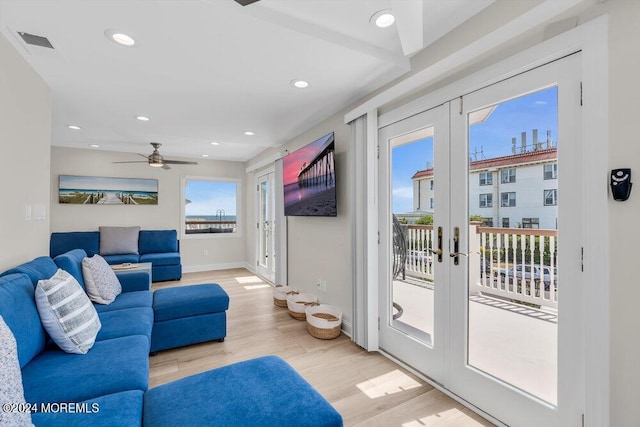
[82,254,122,304]
[139,252,180,266]
[138,229,178,254]
[0,316,33,427]
[53,249,88,289]
[153,284,229,322]
[0,256,58,286]
[0,274,46,368]
[36,269,101,354]
[32,390,143,427]
[96,307,153,342]
[22,335,149,405]
[99,226,140,255]
[102,254,140,265]
[93,291,153,314]
[143,356,343,427]
[50,231,100,258]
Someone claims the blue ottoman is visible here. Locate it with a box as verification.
[151,284,229,353]
[143,356,343,427]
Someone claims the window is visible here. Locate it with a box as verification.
[544,189,558,206]
[544,163,558,180]
[479,172,493,186]
[522,218,540,229]
[501,192,516,207]
[429,197,434,209]
[500,169,516,183]
[482,218,493,227]
[479,193,493,208]
[182,177,240,237]
[502,217,510,228]
[430,179,434,190]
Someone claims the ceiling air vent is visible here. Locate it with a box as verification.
[17,31,54,49]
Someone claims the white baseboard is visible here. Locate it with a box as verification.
[183,262,251,273]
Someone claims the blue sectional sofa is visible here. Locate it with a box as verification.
[0,253,153,426]
[50,229,182,282]
[0,251,342,426]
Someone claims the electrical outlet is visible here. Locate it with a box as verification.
[203,248,209,256]
[320,280,327,293]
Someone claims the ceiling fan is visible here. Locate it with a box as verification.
[113,142,198,170]
[234,0,260,6]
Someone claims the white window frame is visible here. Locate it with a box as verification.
[544,189,558,206]
[479,193,493,208]
[501,191,516,207]
[180,175,242,240]
[479,171,493,186]
[501,168,516,183]
[544,163,558,180]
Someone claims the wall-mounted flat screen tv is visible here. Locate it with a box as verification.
[283,132,336,217]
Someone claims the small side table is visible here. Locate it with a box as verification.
[111,262,153,288]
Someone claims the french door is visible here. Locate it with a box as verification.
[378,54,583,426]
[256,171,275,283]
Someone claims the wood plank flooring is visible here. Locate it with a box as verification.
[149,269,494,427]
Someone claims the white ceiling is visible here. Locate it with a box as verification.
[0,0,494,163]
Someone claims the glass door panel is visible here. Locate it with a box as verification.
[257,172,275,283]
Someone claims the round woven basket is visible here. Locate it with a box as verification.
[286,293,318,320]
[305,304,342,339]
[273,286,298,308]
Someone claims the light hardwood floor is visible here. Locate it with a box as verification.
[149,269,494,427]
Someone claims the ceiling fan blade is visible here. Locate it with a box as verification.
[137,153,149,159]
[163,160,199,165]
[112,161,148,164]
[162,164,171,170]
[235,0,260,5]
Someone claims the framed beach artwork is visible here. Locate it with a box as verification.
[58,175,158,205]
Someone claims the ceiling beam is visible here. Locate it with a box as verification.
[235,3,410,69]
[391,0,424,56]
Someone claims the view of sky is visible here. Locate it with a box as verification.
[185,180,237,216]
[392,86,558,213]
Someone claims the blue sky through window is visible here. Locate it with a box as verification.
[185,180,237,217]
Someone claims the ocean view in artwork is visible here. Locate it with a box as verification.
[58,175,158,205]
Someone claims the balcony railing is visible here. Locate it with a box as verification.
[185,220,237,234]
[402,224,558,310]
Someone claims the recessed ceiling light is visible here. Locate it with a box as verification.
[244,131,255,136]
[104,29,135,46]
[90,144,100,148]
[290,79,309,89]
[136,116,150,121]
[201,154,209,158]
[370,10,395,28]
[211,142,220,146]
[67,125,81,130]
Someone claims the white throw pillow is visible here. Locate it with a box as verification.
[82,254,122,304]
[35,269,101,354]
[0,316,33,427]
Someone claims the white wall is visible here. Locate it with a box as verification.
[605,2,640,425]
[245,114,353,332]
[0,32,51,271]
[50,147,246,271]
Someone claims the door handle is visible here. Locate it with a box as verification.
[451,226,461,265]
[433,226,443,262]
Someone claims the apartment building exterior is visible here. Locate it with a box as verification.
[412,145,558,229]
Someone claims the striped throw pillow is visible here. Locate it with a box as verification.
[0,316,33,426]
[35,269,101,354]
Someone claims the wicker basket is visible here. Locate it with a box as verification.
[305,305,342,339]
[286,293,318,320]
[273,286,298,307]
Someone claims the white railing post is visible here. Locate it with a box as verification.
[469,222,481,296]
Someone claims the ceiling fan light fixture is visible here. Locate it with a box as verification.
[370,10,395,28]
[149,162,163,168]
[104,29,136,46]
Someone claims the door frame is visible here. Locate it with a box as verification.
[255,168,276,283]
[352,16,609,426]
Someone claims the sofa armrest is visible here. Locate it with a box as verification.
[116,271,151,292]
